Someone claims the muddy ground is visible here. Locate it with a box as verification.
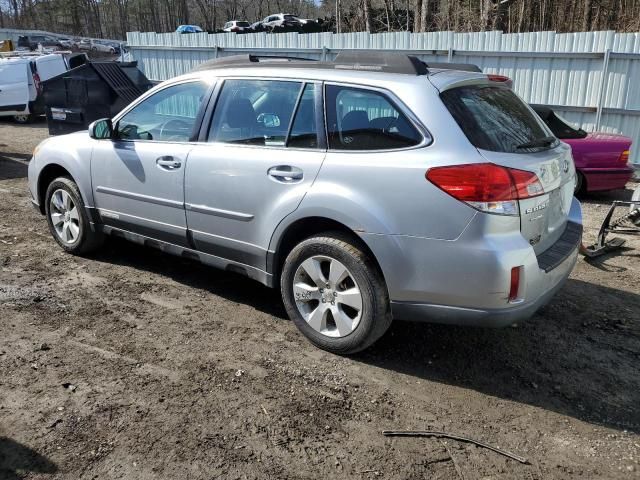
[1,119,639,479]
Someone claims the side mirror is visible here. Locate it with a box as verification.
[88,118,113,140]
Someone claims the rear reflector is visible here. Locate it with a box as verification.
[426,163,544,216]
[509,267,521,302]
[620,150,630,164]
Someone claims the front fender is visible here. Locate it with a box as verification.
[34,132,95,208]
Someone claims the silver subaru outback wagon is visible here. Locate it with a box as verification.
[27,53,582,354]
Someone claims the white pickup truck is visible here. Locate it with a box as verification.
[0,53,68,123]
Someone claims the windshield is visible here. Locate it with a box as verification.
[441,85,558,153]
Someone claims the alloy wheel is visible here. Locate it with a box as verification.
[293,255,363,338]
[49,189,80,244]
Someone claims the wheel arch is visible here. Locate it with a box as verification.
[267,216,388,292]
[37,163,74,214]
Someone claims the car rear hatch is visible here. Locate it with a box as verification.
[437,80,576,255]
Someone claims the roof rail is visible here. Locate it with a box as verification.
[333,51,428,75]
[424,62,482,73]
[195,52,430,76]
[195,54,315,71]
[0,50,72,58]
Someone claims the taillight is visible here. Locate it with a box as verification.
[509,266,521,302]
[426,163,544,216]
[33,72,42,94]
[619,150,630,164]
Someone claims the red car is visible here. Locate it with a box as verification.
[532,105,633,193]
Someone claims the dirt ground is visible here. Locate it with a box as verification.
[1,119,639,480]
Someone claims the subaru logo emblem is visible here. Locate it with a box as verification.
[539,166,548,181]
[562,159,570,173]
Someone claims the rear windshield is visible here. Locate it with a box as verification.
[542,111,588,139]
[441,86,557,153]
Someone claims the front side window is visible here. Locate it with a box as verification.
[117,81,209,142]
[325,85,422,150]
[208,79,307,147]
[441,86,558,153]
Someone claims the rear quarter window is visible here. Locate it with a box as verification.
[441,86,557,153]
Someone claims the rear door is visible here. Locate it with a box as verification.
[440,84,576,254]
[35,55,68,82]
[184,78,325,270]
[0,61,29,115]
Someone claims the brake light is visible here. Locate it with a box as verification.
[619,150,630,164]
[33,71,42,94]
[426,163,544,216]
[488,74,510,83]
[509,267,521,302]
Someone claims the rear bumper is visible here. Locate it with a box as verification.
[580,166,634,191]
[362,197,582,327]
[390,244,578,327]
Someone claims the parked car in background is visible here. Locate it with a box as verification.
[17,35,63,51]
[91,40,117,54]
[250,21,267,32]
[28,53,582,354]
[176,25,204,34]
[532,105,634,192]
[223,20,252,32]
[0,53,68,123]
[261,13,302,31]
[78,39,91,50]
[58,38,75,49]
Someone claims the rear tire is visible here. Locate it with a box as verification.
[13,114,31,124]
[281,232,392,354]
[44,176,104,255]
[575,171,585,194]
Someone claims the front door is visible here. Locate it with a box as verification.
[185,79,325,270]
[91,80,211,246]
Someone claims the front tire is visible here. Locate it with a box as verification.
[281,232,392,354]
[44,176,103,254]
[13,114,31,124]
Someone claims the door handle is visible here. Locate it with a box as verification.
[268,166,303,182]
[156,156,181,169]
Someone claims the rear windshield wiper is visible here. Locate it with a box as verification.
[516,136,556,149]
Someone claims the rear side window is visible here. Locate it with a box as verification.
[325,85,422,151]
[441,86,557,153]
[288,84,318,148]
